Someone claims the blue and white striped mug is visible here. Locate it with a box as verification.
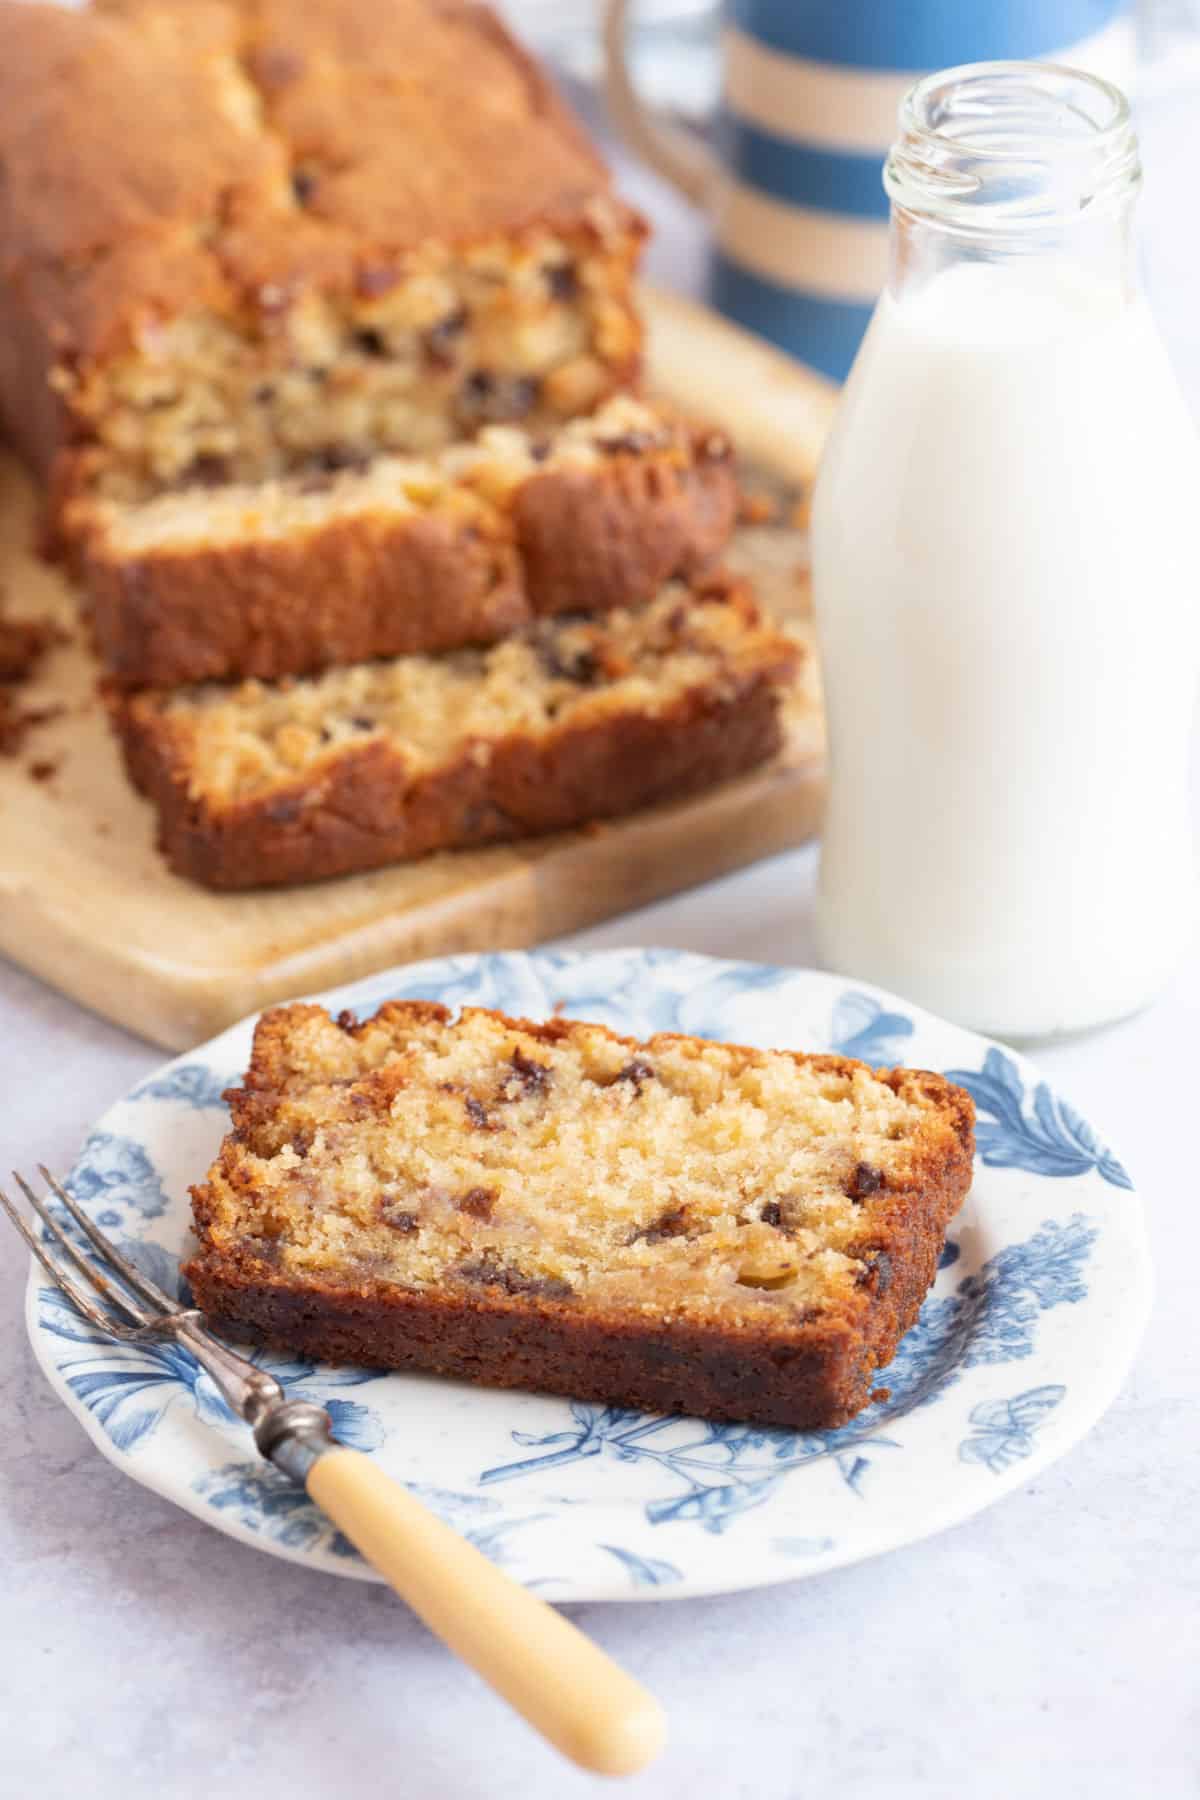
[604,0,1136,378]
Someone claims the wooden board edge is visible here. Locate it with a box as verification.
[0,751,824,1050]
[640,285,839,486]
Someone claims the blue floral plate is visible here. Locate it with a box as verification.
[25,949,1150,1602]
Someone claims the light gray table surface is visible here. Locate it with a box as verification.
[2,96,1198,1800]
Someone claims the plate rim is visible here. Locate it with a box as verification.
[24,947,1153,1603]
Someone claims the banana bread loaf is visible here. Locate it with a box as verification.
[0,0,644,539]
[188,1000,975,1429]
[111,575,799,889]
[81,399,737,685]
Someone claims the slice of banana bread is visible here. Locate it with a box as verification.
[188,1001,975,1429]
[81,399,737,686]
[111,575,798,889]
[0,0,644,537]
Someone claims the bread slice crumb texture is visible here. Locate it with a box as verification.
[192,1001,975,1332]
[147,579,794,803]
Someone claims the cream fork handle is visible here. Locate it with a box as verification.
[306,1448,666,1777]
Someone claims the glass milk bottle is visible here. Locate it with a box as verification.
[811,63,1200,1039]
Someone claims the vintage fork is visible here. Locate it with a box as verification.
[3,1165,665,1778]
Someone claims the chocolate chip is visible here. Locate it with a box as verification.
[380,1206,418,1233]
[354,327,389,358]
[457,1256,573,1300]
[349,716,376,732]
[856,1250,894,1295]
[188,453,232,487]
[289,1132,311,1157]
[423,308,469,369]
[457,371,538,425]
[598,430,658,456]
[630,1205,689,1244]
[464,1096,498,1131]
[760,1200,783,1227]
[290,167,319,206]
[614,1058,654,1092]
[356,265,400,298]
[545,263,579,300]
[457,1187,496,1220]
[538,639,603,685]
[845,1162,885,1201]
[508,1048,551,1096]
[529,439,551,462]
[335,1009,357,1031]
[310,444,371,476]
[252,383,276,404]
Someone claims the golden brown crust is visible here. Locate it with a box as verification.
[186,1004,976,1430]
[86,496,527,687]
[83,427,738,687]
[184,1270,913,1431]
[0,0,628,360]
[514,434,738,618]
[113,663,790,890]
[0,0,645,509]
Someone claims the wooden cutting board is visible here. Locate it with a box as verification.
[0,288,836,1050]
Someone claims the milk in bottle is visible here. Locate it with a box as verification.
[812,64,1200,1037]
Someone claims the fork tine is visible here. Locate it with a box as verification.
[0,1181,145,1341]
[36,1163,182,1315]
[12,1170,152,1327]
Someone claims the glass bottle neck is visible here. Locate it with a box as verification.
[884,62,1141,306]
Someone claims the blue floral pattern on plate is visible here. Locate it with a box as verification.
[129,1063,234,1111]
[945,1047,1133,1188]
[23,950,1150,1603]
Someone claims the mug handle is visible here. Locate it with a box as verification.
[601,0,718,206]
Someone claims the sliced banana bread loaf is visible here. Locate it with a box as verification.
[188,1000,975,1429]
[81,399,737,686]
[0,0,644,537]
[112,575,799,890]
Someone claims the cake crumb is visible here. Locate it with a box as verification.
[0,701,62,757]
[0,614,67,683]
[0,609,68,758]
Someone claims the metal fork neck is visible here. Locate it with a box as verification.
[171,1315,336,1482]
[174,1313,287,1429]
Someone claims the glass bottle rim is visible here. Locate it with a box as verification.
[884,61,1141,237]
